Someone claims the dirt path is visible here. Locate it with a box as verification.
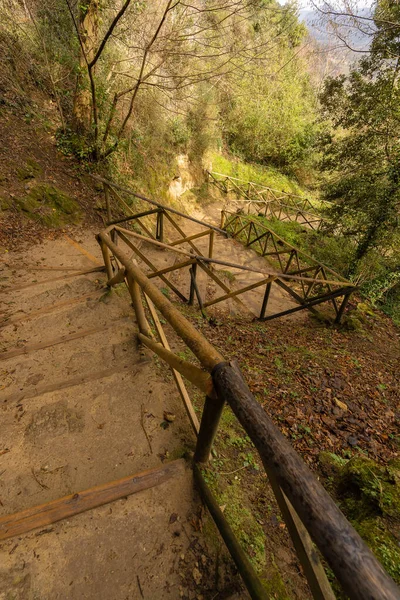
[0,231,245,600]
[158,199,302,320]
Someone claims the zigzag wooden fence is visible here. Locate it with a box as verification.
[93,177,399,600]
[221,210,356,322]
[97,178,355,323]
[206,170,327,231]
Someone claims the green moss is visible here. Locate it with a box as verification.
[219,269,236,283]
[16,158,42,180]
[260,562,291,600]
[319,454,400,586]
[319,452,347,478]
[16,183,82,227]
[342,456,400,520]
[343,313,365,332]
[0,195,12,211]
[219,481,267,572]
[354,518,400,582]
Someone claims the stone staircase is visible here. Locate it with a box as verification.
[0,233,242,599]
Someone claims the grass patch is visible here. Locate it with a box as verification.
[207,151,309,198]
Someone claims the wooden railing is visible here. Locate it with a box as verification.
[95,177,355,323]
[95,176,400,600]
[221,209,356,323]
[206,170,328,231]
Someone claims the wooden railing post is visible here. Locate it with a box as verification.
[194,464,269,600]
[97,236,113,281]
[212,360,400,600]
[189,263,197,305]
[126,273,151,337]
[156,210,164,242]
[194,394,225,463]
[208,230,214,258]
[189,264,206,317]
[259,282,272,319]
[334,290,351,324]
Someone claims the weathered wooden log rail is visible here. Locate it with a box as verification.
[221,209,356,323]
[206,170,328,231]
[96,224,400,600]
[94,177,355,323]
[93,177,400,600]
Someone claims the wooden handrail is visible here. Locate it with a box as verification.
[211,361,400,600]
[207,169,332,207]
[92,175,228,236]
[97,231,223,370]
[97,226,400,600]
[222,210,350,283]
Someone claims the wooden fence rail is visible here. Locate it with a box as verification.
[221,210,356,323]
[97,222,400,600]
[206,170,330,230]
[94,177,355,323]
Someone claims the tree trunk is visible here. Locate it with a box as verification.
[72,0,99,136]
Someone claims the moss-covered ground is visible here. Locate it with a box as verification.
[319,452,400,588]
[15,182,82,227]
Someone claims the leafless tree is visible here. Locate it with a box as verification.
[62,0,297,159]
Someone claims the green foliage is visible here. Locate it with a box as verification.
[319,0,400,277]
[187,90,219,166]
[56,127,96,160]
[255,217,353,275]
[256,216,400,322]
[169,117,190,148]
[219,2,318,172]
[208,152,307,196]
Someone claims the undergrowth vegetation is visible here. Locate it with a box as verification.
[256,217,400,325]
[207,152,307,196]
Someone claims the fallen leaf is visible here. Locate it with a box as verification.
[334,398,348,412]
[163,411,176,423]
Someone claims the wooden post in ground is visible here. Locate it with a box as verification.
[259,282,272,319]
[194,464,268,600]
[194,394,225,463]
[107,268,126,287]
[334,291,351,324]
[189,263,197,306]
[208,230,214,258]
[156,210,164,242]
[98,237,113,280]
[189,264,206,317]
[211,360,400,600]
[126,273,151,337]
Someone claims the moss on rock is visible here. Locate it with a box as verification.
[318,452,400,585]
[341,456,400,520]
[318,452,347,478]
[16,183,82,227]
[0,195,12,211]
[354,517,400,582]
